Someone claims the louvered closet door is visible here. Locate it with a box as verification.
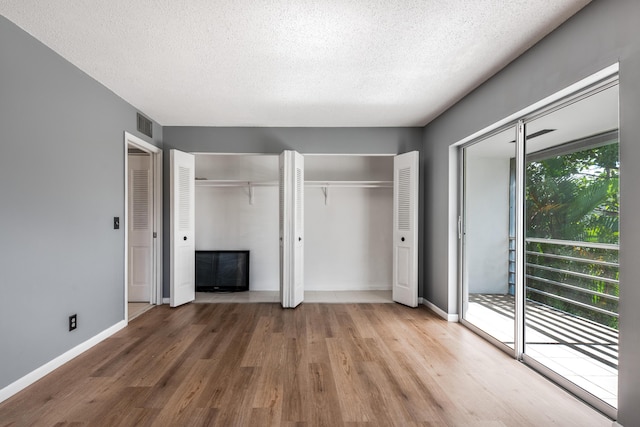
[128,154,152,302]
[279,150,304,308]
[292,152,304,307]
[170,149,195,307]
[393,151,419,307]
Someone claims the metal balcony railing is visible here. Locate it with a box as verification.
[509,237,619,329]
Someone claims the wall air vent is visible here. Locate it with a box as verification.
[137,113,153,138]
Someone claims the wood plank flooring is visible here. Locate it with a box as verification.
[0,303,611,426]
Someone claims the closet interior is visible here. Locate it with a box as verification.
[193,153,395,293]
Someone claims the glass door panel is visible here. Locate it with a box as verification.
[462,126,517,349]
[523,84,619,408]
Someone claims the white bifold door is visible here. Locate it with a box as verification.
[393,151,419,307]
[280,150,304,308]
[170,149,195,307]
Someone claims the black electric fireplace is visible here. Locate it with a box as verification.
[195,250,250,292]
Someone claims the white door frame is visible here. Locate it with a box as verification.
[123,132,163,322]
[453,65,619,419]
[452,63,621,325]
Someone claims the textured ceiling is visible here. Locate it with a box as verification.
[0,0,591,127]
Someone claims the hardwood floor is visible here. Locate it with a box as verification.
[0,303,610,426]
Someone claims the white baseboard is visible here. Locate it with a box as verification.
[419,297,459,322]
[162,298,170,304]
[0,320,127,404]
[612,422,623,427]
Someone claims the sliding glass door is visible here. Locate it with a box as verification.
[461,80,619,413]
[462,126,517,350]
[522,84,619,409]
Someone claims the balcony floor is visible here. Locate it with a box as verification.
[467,294,618,408]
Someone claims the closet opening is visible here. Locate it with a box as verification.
[187,152,416,304]
[304,154,395,303]
[193,153,280,303]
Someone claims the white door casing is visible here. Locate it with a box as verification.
[128,154,152,302]
[393,151,419,307]
[280,150,304,308]
[123,132,162,320]
[170,149,195,307]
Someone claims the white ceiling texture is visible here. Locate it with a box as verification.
[0,0,591,127]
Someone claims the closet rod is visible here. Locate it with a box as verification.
[196,180,392,188]
[194,180,392,206]
[194,180,278,205]
[305,180,393,188]
[195,180,278,187]
[306,181,393,205]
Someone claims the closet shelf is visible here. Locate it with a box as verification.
[195,179,278,187]
[305,181,393,205]
[196,180,393,188]
[305,180,393,188]
[194,180,392,206]
[195,179,278,205]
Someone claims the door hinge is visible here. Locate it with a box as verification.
[153,232,157,238]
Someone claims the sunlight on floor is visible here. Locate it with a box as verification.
[466,294,618,408]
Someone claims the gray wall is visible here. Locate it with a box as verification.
[0,17,161,390]
[163,127,422,154]
[422,0,640,423]
[162,127,423,298]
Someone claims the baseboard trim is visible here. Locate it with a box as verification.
[419,297,459,322]
[0,320,127,404]
[162,298,170,304]
[612,422,622,427]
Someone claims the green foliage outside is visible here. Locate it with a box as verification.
[525,141,619,329]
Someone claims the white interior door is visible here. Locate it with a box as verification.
[128,154,152,302]
[279,150,304,308]
[393,151,419,307]
[170,149,195,307]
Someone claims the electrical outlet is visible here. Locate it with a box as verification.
[69,314,77,331]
